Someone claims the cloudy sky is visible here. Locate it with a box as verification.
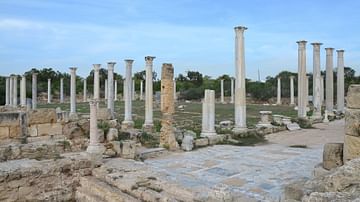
[0,0,359,80]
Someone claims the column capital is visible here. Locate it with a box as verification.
[311,42,323,46]
[325,47,334,51]
[296,40,307,45]
[107,62,116,70]
[32,72,38,76]
[336,49,345,53]
[48,78,51,81]
[107,62,116,66]
[277,76,281,80]
[93,64,101,71]
[124,59,134,65]
[69,67,77,72]
[145,56,156,62]
[234,26,248,32]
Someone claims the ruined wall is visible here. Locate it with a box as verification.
[0,112,26,144]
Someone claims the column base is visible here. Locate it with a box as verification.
[142,123,154,133]
[121,120,134,130]
[200,131,217,138]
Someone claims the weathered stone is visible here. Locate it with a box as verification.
[346,84,360,109]
[194,138,209,147]
[286,123,301,131]
[108,119,118,128]
[37,123,62,136]
[9,125,21,138]
[313,163,332,178]
[0,127,9,139]
[121,140,136,159]
[106,128,118,141]
[207,134,226,145]
[28,109,57,125]
[345,108,360,137]
[343,134,360,162]
[323,143,343,170]
[181,135,194,151]
[0,112,21,127]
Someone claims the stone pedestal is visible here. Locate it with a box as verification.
[47,79,51,104]
[325,47,334,114]
[60,78,64,103]
[32,73,38,110]
[201,89,217,137]
[233,26,247,132]
[297,40,307,118]
[311,42,323,118]
[122,59,134,129]
[160,63,179,150]
[20,75,26,107]
[276,77,281,105]
[69,67,77,118]
[87,100,105,156]
[256,111,272,127]
[107,62,116,119]
[290,76,295,105]
[220,79,225,104]
[143,56,156,130]
[336,50,345,113]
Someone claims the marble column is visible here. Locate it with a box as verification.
[107,62,116,118]
[83,79,87,102]
[13,76,18,106]
[69,67,77,117]
[220,79,225,104]
[20,75,26,107]
[311,42,323,118]
[122,59,134,129]
[320,75,324,104]
[173,80,177,102]
[5,77,10,106]
[336,50,345,113]
[114,80,118,101]
[32,73,37,109]
[297,40,307,118]
[276,77,281,105]
[234,26,247,131]
[122,79,126,101]
[143,56,156,131]
[140,80,144,100]
[93,64,101,100]
[104,79,108,100]
[230,78,234,104]
[290,76,295,105]
[201,89,216,137]
[86,100,105,155]
[9,76,13,106]
[47,79,51,104]
[132,79,135,100]
[60,78,64,103]
[325,48,334,114]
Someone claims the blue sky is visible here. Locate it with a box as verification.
[0,0,359,80]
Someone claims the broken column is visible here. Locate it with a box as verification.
[160,63,179,150]
[311,42,323,118]
[290,76,295,105]
[47,79,51,104]
[143,56,156,131]
[122,59,134,129]
[114,80,118,101]
[60,78,64,103]
[5,77,10,106]
[230,78,234,104]
[234,26,247,132]
[201,89,216,137]
[13,75,18,106]
[221,79,225,104]
[297,40,307,117]
[325,47,334,114]
[107,62,116,118]
[277,77,281,105]
[32,73,37,109]
[336,50,345,113]
[83,79,87,102]
[69,67,77,118]
[86,100,105,156]
[20,75,26,107]
[93,64,101,100]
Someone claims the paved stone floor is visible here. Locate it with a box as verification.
[145,120,344,201]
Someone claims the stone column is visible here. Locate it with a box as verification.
[230,78,234,104]
[336,50,345,113]
[297,40,307,118]
[104,79,108,100]
[276,77,281,105]
[47,79,51,104]
[114,80,118,101]
[60,78,64,103]
[107,62,116,118]
[13,76,18,106]
[305,75,309,107]
[122,59,134,129]
[69,67,77,117]
[143,56,156,131]
[311,42,323,118]
[9,76,13,106]
[83,79,87,102]
[132,79,135,100]
[320,75,325,104]
[5,77,10,106]
[201,89,216,137]
[220,79,225,104]
[122,79,126,101]
[234,26,248,132]
[20,75,26,107]
[325,47,334,114]
[290,76,295,105]
[174,80,177,102]
[160,63,179,150]
[93,64,101,100]
[140,80,144,100]
[32,73,37,109]
[86,100,105,156]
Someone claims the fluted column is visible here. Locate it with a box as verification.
[104,79,108,100]
[143,56,156,131]
[47,79,51,104]
[86,100,105,156]
[5,77,10,106]
[220,79,225,104]
[290,76,295,105]
[20,75,26,107]
[325,48,334,114]
[60,78,64,103]
[114,80,118,101]
[277,77,282,105]
[107,62,115,118]
[234,26,247,131]
[201,89,216,137]
[230,78,234,104]
[9,76,13,106]
[83,79,87,102]
[336,50,345,113]
[69,67,77,117]
[297,40,307,118]
[122,59,134,129]
[93,64,101,100]
[32,73,37,109]
[13,76,18,106]
[140,80,144,100]
[311,42,323,118]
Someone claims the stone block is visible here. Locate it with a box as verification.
[28,109,57,125]
[323,143,344,170]
[121,140,136,159]
[106,128,118,141]
[345,108,360,137]
[207,134,226,145]
[0,127,9,140]
[0,112,20,127]
[9,125,21,138]
[287,123,301,131]
[181,135,194,151]
[313,163,332,178]
[194,138,209,147]
[346,84,360,109]
[283,180,306,201]
[37,123,62,136]
[28,125,38,137]
[343,135,360,162]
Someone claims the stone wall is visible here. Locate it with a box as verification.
[0,112,26,144]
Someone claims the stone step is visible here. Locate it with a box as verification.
[76,176,139,202]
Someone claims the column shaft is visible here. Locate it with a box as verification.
[220,79,224,103]
[32,73,37,109]
[122,60,134,128]
[70,67,77,115]
[277,77,281,105]
[290,76,295,105]
[297,40,307,117]
[336,50,345,113]
[114,80,118,101]
[20,75,26,107]
[60,78,64,103]
[230,78,234,104]
[93,64,101,100]
[140,80,144,100]
[201,89,216,137]
[107,62,115,118]
[47,79,51,104]
[325,48,334,113]
[104,79,108,100]
[5,77,10,105]
[13,76,17,106]
[311,43,323,118]
[83,79,87,102]
[9,76,13,106]
[144,56,155,128]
